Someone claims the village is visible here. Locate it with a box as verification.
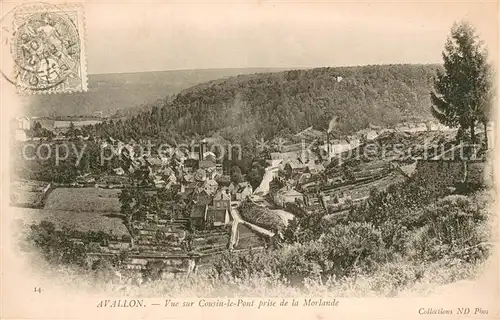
[10,115,494,280]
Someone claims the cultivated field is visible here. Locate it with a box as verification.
[11,207,129,237]
[44,188,121,212]
[235,224,266,249]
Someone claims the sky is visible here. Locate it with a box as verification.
[3,1,499,74]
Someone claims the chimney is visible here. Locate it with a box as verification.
[199,139,206,161]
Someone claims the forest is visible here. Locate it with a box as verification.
[81,64,441,148]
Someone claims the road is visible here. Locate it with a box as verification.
[228,206,275,250]
[228,207,242,250]
[253,166,278,196]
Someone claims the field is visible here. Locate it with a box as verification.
[44,188,121,212]
[11,207,129,237]
[322,171,408,201]
[235,224,266,250]
[11,187,128,237]
[191,230,230,254]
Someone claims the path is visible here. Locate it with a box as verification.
[228,207,242,250]
[241,220,275,238]
[253,166,279,196]
[228,206,275,250]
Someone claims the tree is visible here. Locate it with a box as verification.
[431,21,493,145]
[230,165,244,184]
[119,187,148,247]
[33,121,42,131]
[67,121,77,138]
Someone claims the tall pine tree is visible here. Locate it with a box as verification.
[431,21,493,146]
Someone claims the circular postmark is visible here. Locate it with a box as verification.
[1,2,82,92]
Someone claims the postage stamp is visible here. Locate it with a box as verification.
[1,2,87,94]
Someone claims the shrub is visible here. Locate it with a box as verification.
[408,195,489,262]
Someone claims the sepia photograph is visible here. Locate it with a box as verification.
[1,1,498,319]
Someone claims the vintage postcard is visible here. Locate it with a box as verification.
[0,1,498,319]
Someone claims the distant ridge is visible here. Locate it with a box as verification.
[24,67,290,117]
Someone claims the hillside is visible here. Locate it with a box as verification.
[171,64,441,136]
[22,68,287,117]
[83,64,441,145]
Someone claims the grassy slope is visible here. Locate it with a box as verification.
[44,188,121,212]
[11,187,127,237]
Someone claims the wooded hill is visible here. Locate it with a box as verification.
[23,68,286,117]
[84,64,441,145]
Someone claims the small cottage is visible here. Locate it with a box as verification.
[206,207,231,227]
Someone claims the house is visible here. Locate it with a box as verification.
[162,166,175,176]
[190,205,208,230]
[193,168,207,182]
[213,189,231,211]
[284,160,307,176]
[228,182,238,196]
[216,174,231,187]
[146,157,164,171]
[173,149,187,162]
[205,167,218,180]
[153,175,165,188]
[202,179,219,195]
[323,192,352,205]
[203,151,217,162]
[184,158,198,173]
[113,167,125,175]
[199,159,216,170]
[165,173,177,184]
[215,164,223,176]
[193,190,213,206]
[235,182,253,201]
[183,173,194,183]
[182,182,197,195]
[274,188,304,207]
[270,151,305,162]
[347,136,361,149]
[414,122,428,132]
[117,143,135,159]
[319,139,351,158]
[206,207,231,227]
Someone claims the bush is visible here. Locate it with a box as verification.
[239,200,285,232]
[408,195,489,262]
